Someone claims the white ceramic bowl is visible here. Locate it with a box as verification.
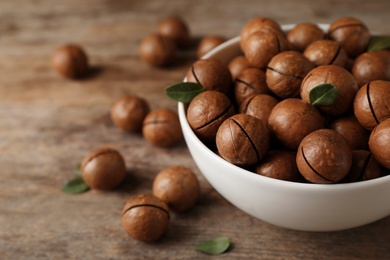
[178,24,390,231]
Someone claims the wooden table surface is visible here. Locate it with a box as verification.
[1,0,390,259]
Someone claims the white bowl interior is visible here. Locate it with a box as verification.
[178,24,390,231]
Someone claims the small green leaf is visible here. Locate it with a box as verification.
[62,176,89,194]
[195,236,230,255]
[368,35,390,52]
[309,83,338,106]
[165,82,205,103]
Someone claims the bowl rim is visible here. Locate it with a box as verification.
[178,23,390,191]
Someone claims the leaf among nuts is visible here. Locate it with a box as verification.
[195,236,230,255]
[367,35,390,52]
[309,83,338,106]
[165,82,205,103]
[62,176,89,194]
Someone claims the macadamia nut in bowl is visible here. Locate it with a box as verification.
[178,24,390,232]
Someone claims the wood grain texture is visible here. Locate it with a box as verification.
[1,0,389,259]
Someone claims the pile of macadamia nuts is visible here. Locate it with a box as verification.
[185,17,390,184]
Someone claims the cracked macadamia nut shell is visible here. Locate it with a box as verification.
[368,118,390,169]
[81,147,126,190]
[345,150,383,183]
[268,98,325,151]
[110,95,150,132]
[255,150,299,181]
[139,33,176,67]
[328,17,370,58]
[303,39,349,68]
[216,114,270,167]
[300,65,358,117]
[197,35,226,59]
[228,55,252,80]
[329,115,369,150]
[121,194,170,242]
[186,58,232,96]
[234,67,270,105]
[239,94,279,124]
[353,80,390,131]
[142,108,183,147]
[186,90,235,144]
[52,44,89,79]
[296,129,353,184]
[241,27,289,70]
[266,51,314,99]
[157,16,190,48]
[352,50,390,87]
[153,165,200,212]
[286,22,325,52]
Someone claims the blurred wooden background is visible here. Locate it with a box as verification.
[0,0,389,259]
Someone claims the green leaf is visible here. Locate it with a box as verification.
[195,236,230,255]
[309,83,338,106]
[368,35,390,52]
[62,176,89,194]
[165,82,205,103]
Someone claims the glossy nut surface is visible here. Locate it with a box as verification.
[186,90,235,144]
[296,129,353,184]
[52,44,89,79]
[157,16,190,48]
[111,95,150,132]
[268,98,325,151]
[329,115,369,150]
[354,80,390,131]
[139,33,176,67]
[197,35,225,59]
[186,58,232,96]
[121,194,170,242]
[301,65,358,117]
[266,51,314,99]
[142,108,183,147]
[255,150,299,181]
[239,94,279,124]
[303,39,349,68]
[286,22,325,52]
[81,147,126,190]
[153,165,200,212]
[345,150,383,183]
[369,118,390,169]
[234,67,270,105]
[216,114,270,167]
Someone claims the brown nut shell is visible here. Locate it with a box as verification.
[255,150,299,181]
[216,114,270,167]
[266,51,315,99]
[329,115,369,150]
[139,33,176,67]
[296,129,353,184]
[110,95,150,132]
[328,17,370,58]
[234,67,270,105]
[345,150,383,182]
[142,108,183,147]
[186,90,235,144]
[300,65,358,117]
[121,194,170,242]
[153,165,200,212]
[197,35,226,59]
[81,147,126,190]
[157,16,190,48]
[352,50,390,87]
[240,17,282,50]
[186,58,233,96]
[228,55,253,80]
[242,27,289,70]
[239,94,279,124]
[268,98,325,151]
[353,80,390,131]
[368,118,390,169]
[51,44,89,79]
[286,23,325,52]
[303,39,349,68]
